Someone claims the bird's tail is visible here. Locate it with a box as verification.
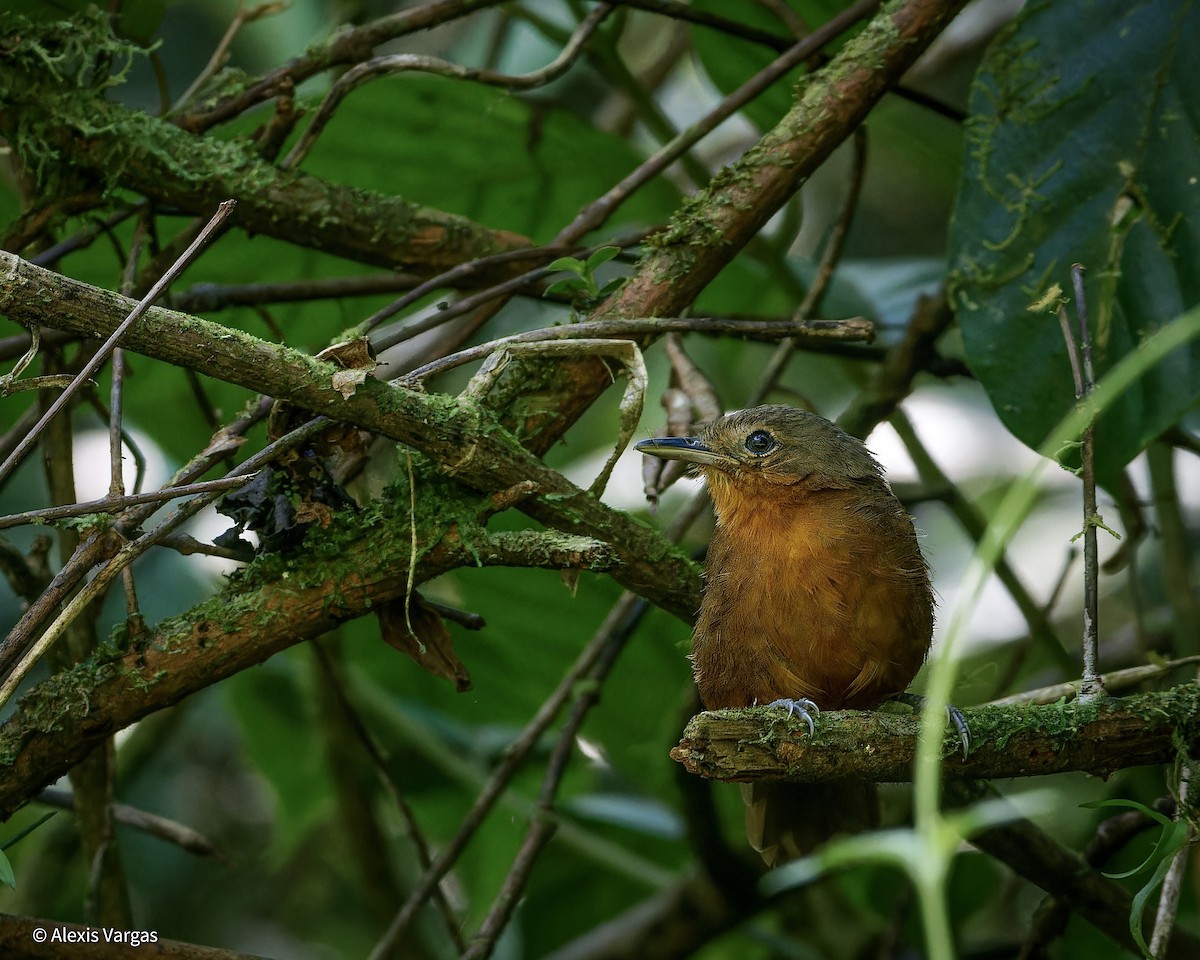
[740,779,879,867]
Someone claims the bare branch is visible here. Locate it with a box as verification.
[36,788,221,859]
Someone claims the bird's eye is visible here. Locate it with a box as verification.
[745,430,776,455]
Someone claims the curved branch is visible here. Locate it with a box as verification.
[176,0,514,133]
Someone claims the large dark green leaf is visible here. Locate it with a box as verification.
[949,0,1200,484]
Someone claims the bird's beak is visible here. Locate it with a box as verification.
[635,435,731,467]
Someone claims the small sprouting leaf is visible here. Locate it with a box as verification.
[547,256,587,275]
[1128,846,1180,959]
[1081,799,1187,880]
[598,277,626,298]
[1081,797,1190,959]
[545,276,589,298]
[584,246,621,271]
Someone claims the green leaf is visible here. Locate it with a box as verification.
[1128,843,1180,959]
[583,246,621,271]
[1081,798,1188,880]
[544,276,588,298]
[1079,798,1190,958]
[547,256,587,275]
[948,0,1200,486]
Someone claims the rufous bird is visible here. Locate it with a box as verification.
[637,404,940,865]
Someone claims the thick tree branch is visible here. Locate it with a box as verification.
[0,504,616,819]
[0,250,701,619]
[493,0,970,448]
[670,686,1200,784]
[0,23,531,275]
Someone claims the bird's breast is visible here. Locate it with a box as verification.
[692,483,932,712]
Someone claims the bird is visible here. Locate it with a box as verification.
[636,404,937,865]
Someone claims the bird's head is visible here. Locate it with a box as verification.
[635,405,883,494]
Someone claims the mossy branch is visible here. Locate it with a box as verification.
[0,250,702,619]
[0,48,530,274]
[491,0,972,449]
[0,503,616,820]
[671,685,1200,784]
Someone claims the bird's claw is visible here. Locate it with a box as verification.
[946,704,971,758]
[764,697,819,736]
[893,692,971,758]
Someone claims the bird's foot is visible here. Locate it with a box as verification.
[892,692,970,758]
[763,697,820,736]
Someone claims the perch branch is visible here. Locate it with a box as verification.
[670,686,1200,784]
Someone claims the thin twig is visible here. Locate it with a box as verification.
[611,0,794,47]
[282,4,614,169]
[402,315,871,383]
[36,787,222,860]
[0,201,237,491]
[367,591,647,958]
[751,125,867,405]
[1064,263,1104,699]
[0,477,256,531]
[171,3,288,114]
[461,597,646,960]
